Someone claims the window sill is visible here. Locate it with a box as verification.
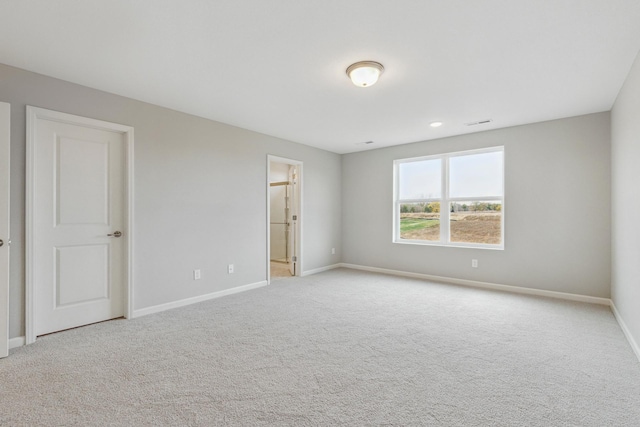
[393,239,504,250]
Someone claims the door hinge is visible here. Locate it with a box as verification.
[292,215,297,220]
[292,256,297,262]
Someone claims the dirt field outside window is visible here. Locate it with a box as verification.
[400,212,501,244]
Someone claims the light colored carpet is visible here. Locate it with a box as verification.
[2,268,639,426]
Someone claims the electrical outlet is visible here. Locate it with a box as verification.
[193,269,201,280]
[472,259,478,268]
[228,264,234,274]
[331,248,335,255]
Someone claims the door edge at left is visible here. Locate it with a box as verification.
[0,102,10,357]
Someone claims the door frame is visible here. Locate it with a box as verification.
[266,155,303,283]
[0,102,10,357]
[25,106,135,344]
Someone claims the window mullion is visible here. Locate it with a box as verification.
[397,198,441,204]
[441,156,449,243]
[448,196,503,203]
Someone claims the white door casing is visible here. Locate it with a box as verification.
[26,107,134,344]
[266,155,302,282]
[0,102,10,358]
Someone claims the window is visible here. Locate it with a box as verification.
[394,146,504,249]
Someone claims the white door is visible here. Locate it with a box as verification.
[0,102,10,358]
[288,166,297,276]
[30,108,127,338]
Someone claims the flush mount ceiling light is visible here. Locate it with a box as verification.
[346,61,384,87]
[430,121,443,128]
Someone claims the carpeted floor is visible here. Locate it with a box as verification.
[2,268,639,426]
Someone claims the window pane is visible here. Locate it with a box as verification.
[398,159,441,200]
[449,151,503,198]
[450,201,502,245]
[399,203,440,241]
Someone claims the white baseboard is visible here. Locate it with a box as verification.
[339,263,611,306]
[132,280,268,318]
[9,336,25,349]
[611,302,640,363]
[301,263,342,277]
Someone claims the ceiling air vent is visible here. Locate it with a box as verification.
[465,119,493,127]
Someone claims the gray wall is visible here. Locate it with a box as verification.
[342,113,611,298]
[0,63,342,338]
[611,50,640,348]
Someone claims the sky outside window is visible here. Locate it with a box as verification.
[449,151,503,198]
[398,159,441,199]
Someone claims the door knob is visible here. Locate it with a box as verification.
[0,239,3,247]
[107,231,122,238]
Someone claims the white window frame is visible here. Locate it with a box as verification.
[393,146,504,250]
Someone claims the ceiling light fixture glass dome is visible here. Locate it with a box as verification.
[346,61,384,87]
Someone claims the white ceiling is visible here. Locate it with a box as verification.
[1,1,639,154]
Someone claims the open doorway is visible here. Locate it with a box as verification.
[267,156,302,282]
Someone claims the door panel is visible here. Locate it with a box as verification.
[33,114,125,337]
[0,102,9,358]
[57,136,109,225]
[56,245,109,307]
